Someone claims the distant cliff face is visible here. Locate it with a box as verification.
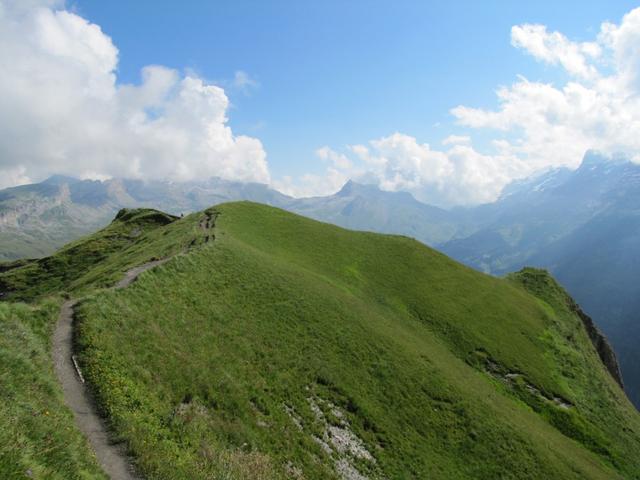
[508,267,625,391]
[570,301,624,389]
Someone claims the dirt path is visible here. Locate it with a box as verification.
[51,212,216,479]
[115,259,168,289]
[52,260,167,480]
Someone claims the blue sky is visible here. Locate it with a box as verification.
[3,1,640,205]
[73,1,637,181]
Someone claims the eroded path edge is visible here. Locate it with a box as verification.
[51,211,217,479]
[52,261,169,480]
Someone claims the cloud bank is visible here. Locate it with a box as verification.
[275,134,525,206]
[0,0,269,188]
[284,7,640,206]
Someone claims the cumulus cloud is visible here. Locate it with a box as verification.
[442,135,471,146]
[276,134,526,206]
[287,7,640,206]
[0,0,269,186]
[315,146,353,170]
[232,70,259,94]
[0,166,31,190]
[348,134,525,205]
[274,169,350,199]
[273,146,353,198]
[453,7,640,170]
[511,24,601,79]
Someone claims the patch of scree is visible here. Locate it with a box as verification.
[284,393,383,480]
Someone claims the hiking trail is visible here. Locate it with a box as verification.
[51,212,215,479]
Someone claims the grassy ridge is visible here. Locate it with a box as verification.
[0,300,106,479]
[70,202,640,479]
[0,208,210,479]
[0,208,201,302]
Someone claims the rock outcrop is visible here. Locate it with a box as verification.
[570,300,625,389]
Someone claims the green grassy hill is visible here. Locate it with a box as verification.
[2,202,640,479]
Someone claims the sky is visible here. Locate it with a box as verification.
[1,1,640,206]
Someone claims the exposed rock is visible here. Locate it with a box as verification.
[510,268,625,390]
[282,394,383,480]
[327,425,374,461]
[285,461,305,479]
[569,300,624,389]
[283,403,303,431]
[480,351,574,409]
[335,459,370,480]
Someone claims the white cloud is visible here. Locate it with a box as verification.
[285,7,640,205]
[0,0,269,187]
[273,169,350,199]
[599,8,640,89]
[316,146,352,170]
[356,134,454,193]
[232,70,259,94]
[0,166,31,189]
[279,134,526,206]
[442,135,471,146]
[452,7,640,171]
[511,24,601,79]
[272,147,353,198]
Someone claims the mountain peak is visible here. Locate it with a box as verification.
[579,150,629,170]
[41,174,80,186]
[336,179,364,196]
[336,179,391,197]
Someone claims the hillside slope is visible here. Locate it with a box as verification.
[2,202,640,479]
[440,152,640,407]
[0,208,209,478]
[0,300,107,479]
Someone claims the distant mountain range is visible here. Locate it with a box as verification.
[2,151,640,407]
[0,173,459,261]
[0,175,287,261]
